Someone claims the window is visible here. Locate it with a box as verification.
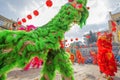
[116,20,120,25]
[0,20,4,26]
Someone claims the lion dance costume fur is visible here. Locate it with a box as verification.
[0,0,89,80]
[97,33,117,80]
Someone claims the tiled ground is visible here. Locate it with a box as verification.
[7,63,120,80]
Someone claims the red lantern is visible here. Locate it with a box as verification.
[75,38,78,41]
[111,21,116,27]
[65,40,67,42]
[71,39,73,42]
[86,35,90,39]
[27,14,32,19]
[17,21,22,25]
[87,7,90,10]
[97,32,101,36]
[22,18,26,23]
[112,27,116,32]
[33,10,39,16]
[46,0,53,7]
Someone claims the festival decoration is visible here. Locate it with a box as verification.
[27,14,32,20]
[0,0,89,80]
[86,35,90,38]
[33,10,39,16]
[111,21,117,32]
[22,18,26,23]
[18,25,37,32]
[75,38,78,41]
[46,0,53,7]
[87,7,90,10]
[65,40,68,42]
[97,33,117,80]
[17,21,22,25]
[71,38,73,42]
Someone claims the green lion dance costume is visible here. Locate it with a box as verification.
[0,0,89,80]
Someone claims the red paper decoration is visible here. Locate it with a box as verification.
[87,7,90,10]
[112,27,116,32]
[17,21,22,25]
[71,39,73,42]
[22,18,26,23]
[65,40,68,42]
[75,38,78,41]
[111,21,116,27]
[97,32,101,36]
[46,0,53,7]
[27,14,32,19]
[33,10,39,16]
[111,21,117,32]
[86,35,90,39]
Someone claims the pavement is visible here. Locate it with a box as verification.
[7,63,120,80]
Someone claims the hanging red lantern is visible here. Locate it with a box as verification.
[46,0,53,7]
[97,32,101,36]
[27,14,32,19]
[65,40,68,42]
[111,21,116,27]
[71,39,73,42]
[22,18,26,23]
[75,38,78,41]
[87,7,90,10]
[17,21,22,25]
[33,10,39,16]
[112,26,116,32]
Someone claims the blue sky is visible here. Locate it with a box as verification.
[0,0,120,42]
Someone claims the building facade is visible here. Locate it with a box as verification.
[0,15,18,30]
[109,12,120,43]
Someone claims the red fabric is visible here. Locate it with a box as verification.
[90,50,97,64]
[24,57,43,71]
[97,33,117,76]
[59,40,64,48]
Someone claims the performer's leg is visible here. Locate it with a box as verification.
[56,50,74,80]
[0,74,7,80]
[40,51,56,80]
